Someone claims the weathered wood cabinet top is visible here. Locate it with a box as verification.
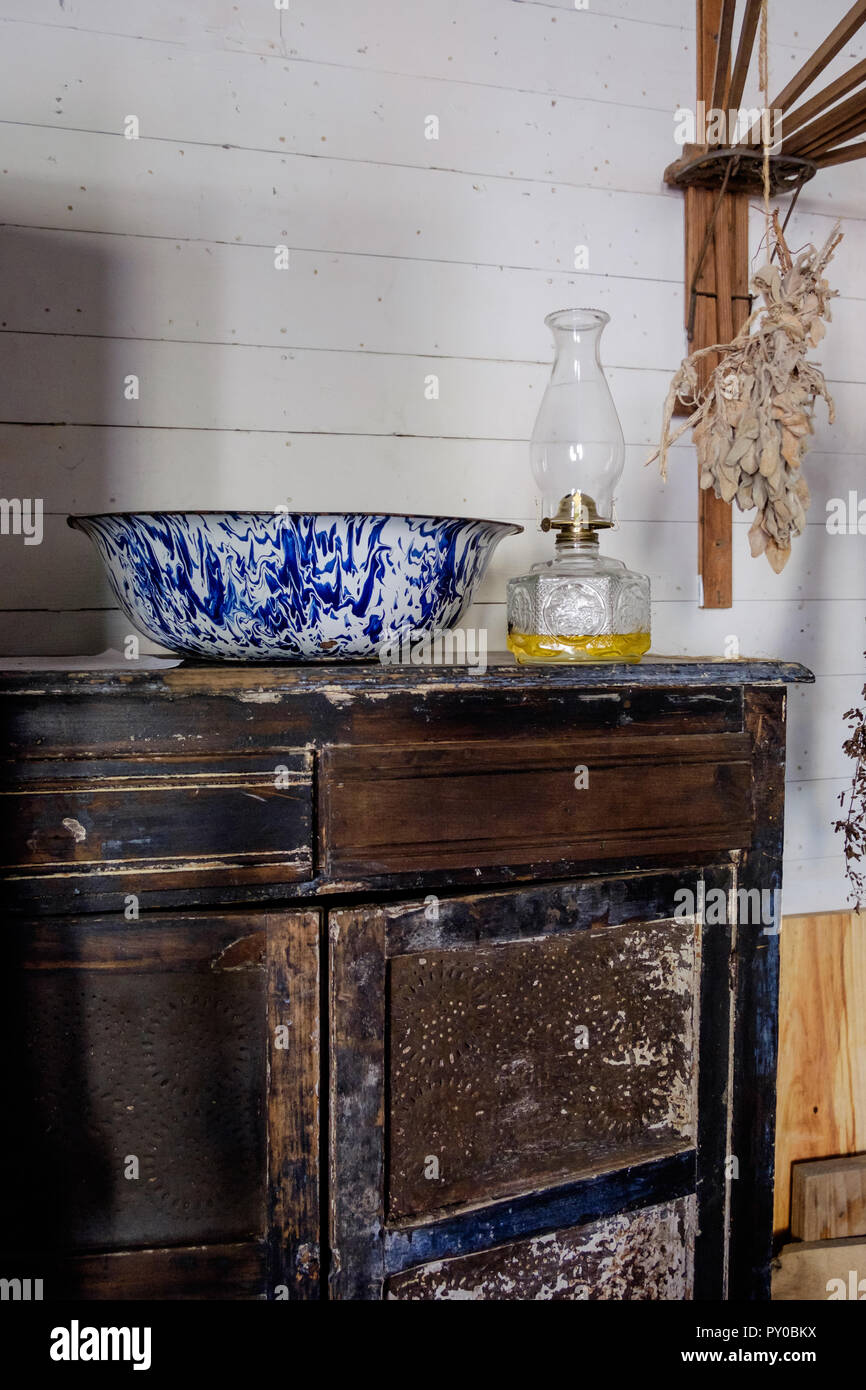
[0,653,811,914]
[0,654,811,1302]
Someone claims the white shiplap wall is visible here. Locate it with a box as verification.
[0,0,863,912]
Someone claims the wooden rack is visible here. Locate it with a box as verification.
[664,0,866,608]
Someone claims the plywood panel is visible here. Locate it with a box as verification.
[774,911,866,1234]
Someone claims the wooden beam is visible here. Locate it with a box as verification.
[697,0,726,105]
[728,0,762,110]
[686,185,734,608]
[802,115,866,160]
[783,86,866,155]
[781,56,866,139]
[771,0,866,113]
[710,0,737,113]
[692,1,734,608]
[737,0,866,146]
[814,136,866,166]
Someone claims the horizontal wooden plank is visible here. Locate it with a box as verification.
[0,23,675,191]
[282,0,692,109]
[0,327,859,449]
[10,913,266,973]
[0,125,684,279]
[476,517,866,607]
[773,1236,866,1300]
[517,0,693,22]
[648,598,866,678]
[20,430,866,546]
[791,1154,866,1241]
[0,332,668,437]
[786,676,866,783]
[0,424,698,522]
[277,0,839,119]
[0,2,281,53]
[0,752,314,900]
[0,334,861,461]
[321,732,753,876]
[782,857,854,916]
[784,776,850,861]
[2,1241,267,1300]
[383,869,725,955]
[0,227,686,366]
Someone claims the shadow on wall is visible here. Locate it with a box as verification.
[0,224,113,654]
[0,216,216,657]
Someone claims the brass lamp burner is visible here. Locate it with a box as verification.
[540,492,613,545]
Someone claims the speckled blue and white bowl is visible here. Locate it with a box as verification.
[68,511,521,661]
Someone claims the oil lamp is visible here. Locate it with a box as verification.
[507,308,651,663]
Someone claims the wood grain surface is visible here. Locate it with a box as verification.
[774,911,866,1234]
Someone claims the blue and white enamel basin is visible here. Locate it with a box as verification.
[68,511,521,661]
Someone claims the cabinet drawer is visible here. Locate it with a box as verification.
[320,731,752,877]
[1,753,313,902]
[387,917,698,1220]
[387,1196,695,1300]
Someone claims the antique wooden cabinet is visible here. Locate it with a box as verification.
[0,655,810,1300]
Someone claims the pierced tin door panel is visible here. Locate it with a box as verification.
[387,921,696,1218]
[329,869,733,1301]
[0,909,320,1300]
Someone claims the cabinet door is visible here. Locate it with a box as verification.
[329,870,735,1300]
[0,909,319,1300]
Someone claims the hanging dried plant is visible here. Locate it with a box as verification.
[835,672,866,912]
[647,212,843,572]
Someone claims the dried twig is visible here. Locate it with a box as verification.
[647,212,843,572]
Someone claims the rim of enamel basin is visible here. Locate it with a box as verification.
[68,511,523,532]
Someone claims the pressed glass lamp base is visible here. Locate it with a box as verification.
[506,545,651,666]
[508,630,651,664]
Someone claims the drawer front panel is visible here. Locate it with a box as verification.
[321,732,752,877]
[387,917,698,1220]
[387,1196,695,1300]
[1,753,313,899]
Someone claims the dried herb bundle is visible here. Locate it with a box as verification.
[835,673,866,912]
[647,213,843,572]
